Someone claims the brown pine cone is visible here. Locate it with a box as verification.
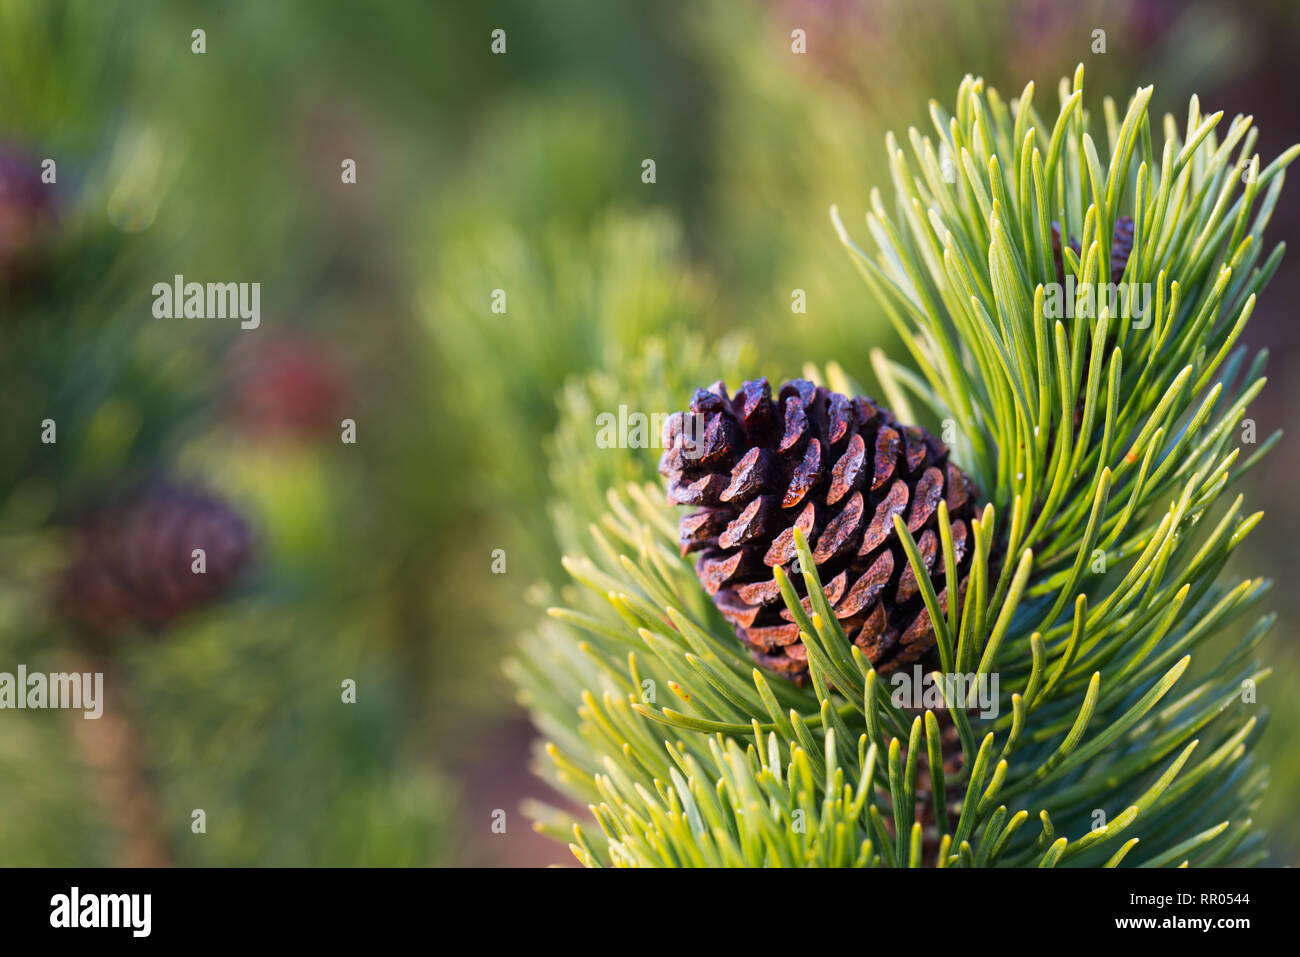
[1110,216,1135,282]
[659,378,979,682]
[56,482,254,637]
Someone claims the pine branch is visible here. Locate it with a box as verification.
[513,68,1293,868]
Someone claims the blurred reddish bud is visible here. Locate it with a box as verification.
[223,335,348,441]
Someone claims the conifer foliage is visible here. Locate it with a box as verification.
[513,68,1297,867]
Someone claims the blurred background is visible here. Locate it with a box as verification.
[0,0,1297,866]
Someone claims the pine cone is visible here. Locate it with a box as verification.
[1051,215,1135,285]
[659,378,979,682]
[56,482,254,637]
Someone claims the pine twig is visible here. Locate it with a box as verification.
[66,645,171,868]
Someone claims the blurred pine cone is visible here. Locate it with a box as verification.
[56,482,253,636]
[660,378,978,682]
[0,146,55,294]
